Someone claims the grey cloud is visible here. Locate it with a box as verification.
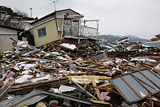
[0,0,160,39]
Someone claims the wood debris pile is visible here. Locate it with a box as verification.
[0,38,160,107]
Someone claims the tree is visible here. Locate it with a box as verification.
[0,6,14,14]
[0,6,28,17]
[14,8,28,17]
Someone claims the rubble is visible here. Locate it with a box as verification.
[0,37,160,107]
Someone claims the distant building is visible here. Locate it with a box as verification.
[0,12,36,52]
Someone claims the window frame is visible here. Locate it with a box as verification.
[38,27,47,37]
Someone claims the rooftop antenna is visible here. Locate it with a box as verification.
[30,8,32,17]
[51,0,58,11]
[51,0,60,39]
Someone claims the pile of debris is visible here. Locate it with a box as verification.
[150,34,160,41]
[0,37,160,107]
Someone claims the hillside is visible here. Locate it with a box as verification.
[98,35,148,42]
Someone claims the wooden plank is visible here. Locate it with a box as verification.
[10,78,69,94]
[68,75,110,84]
[66,75,97,100]
[90,100,111,105]
[64,54,73,64]
[0,80,14,100]
[77,66,110,72]
[92,80,101,100]
[10,37,17,43]
[97,83,112,89]
[39,89,93,105]
[11,78,68,89]
[0,80,13,94]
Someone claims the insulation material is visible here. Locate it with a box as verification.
[31,75,51,82]
[60,43,77,50]
[15,75,33,84]
[155,64,160,71]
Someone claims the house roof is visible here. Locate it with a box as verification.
[31,8,83,25]
[0,25,22,31]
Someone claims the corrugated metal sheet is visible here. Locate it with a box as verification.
[111,70,160,103]
[112,77,139,102]
[0,89,48,107]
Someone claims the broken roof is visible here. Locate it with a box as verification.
[31,8,84,25]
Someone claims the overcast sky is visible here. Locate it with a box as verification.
[1,0,160,39]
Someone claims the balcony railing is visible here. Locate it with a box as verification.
[81,26,98,38]
[63,24,98,39]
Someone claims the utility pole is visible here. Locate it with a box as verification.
[52,0,59,11]
[53,0,57,11]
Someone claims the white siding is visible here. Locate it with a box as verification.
[0,35,18,52]
[0,27,18,52]
[0,27,17,35]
